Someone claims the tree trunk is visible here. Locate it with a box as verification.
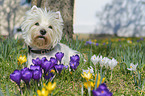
[31,0,74,39]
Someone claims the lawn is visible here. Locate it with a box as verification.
[0,35,145,96]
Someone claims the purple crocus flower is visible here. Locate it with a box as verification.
[64,65,68,69]
[32,57,42,66]
[137,40,140,42]
[50,57,57,65]
[32,69,42,81]
[10,70,21,86]
[92,83,112,96]
[69,61,79,70]
[140,38,144,41]
[49,57,57,70]
[41,57,48,63]
[21,69,32,84]
[70,54,80,63]
[55,52,64,63]
[85,41,92,45]
[103,43,106,45]
[30,65,41,71]
[55,64,64,74]
[44,73,54,80]
[41,61,52,74]
[96,43,99,46]
[21,67,29,74]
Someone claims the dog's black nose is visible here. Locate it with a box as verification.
[40,29,46,35]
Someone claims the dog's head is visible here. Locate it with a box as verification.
[21,6,63,49]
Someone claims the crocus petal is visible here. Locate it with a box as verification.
[30,65,41,71]
[127,68,133,71]
[41,61,52,73]
[92,83,113,96]
[55,52,64,63]
[21,69,32,84]
[32,69,42,81]
[44,73,54,80]
[70,54,80,62]
[55,64,64,74]
[46,82,56,92]
[10,70,21,85]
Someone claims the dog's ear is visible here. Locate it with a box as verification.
[31,5,38,12]
[55,11,62,20]
[55,11,63,22]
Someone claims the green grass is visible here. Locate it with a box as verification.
[0,36,145,96]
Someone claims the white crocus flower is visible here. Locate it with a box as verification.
[91,55,99,65]
[99,55,103,62]
[82,66,94,75]
[103,57,110,68]
[108,58,118,70]
[99,57,106,67]
[127,63,138,71]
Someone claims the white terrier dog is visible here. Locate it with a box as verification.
[21,6,79,67]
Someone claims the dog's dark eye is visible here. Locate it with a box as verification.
[48,26,53,29]
[35,22,39,26]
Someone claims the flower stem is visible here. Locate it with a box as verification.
[95,71,98,90]
[51,92,53,96]
[81,84,84,96]
[100,67,102,76]
[18,85,23,95]
[34,80,38,92]
[26,83,30,89]
[95,65,96,73]
[110,70,112,82]
[88,87,91,96]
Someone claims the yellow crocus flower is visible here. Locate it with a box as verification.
[81,70,93,81]
[18,55,27,64]
[111,39,114,42]
[50,69,55,73]
[127,40,132,44]
[92,39,97,43]
[44,82,56,94]
[84,81,94,90]
[95,73,105,88]
[37,88,49,96]
[121,38,125,41]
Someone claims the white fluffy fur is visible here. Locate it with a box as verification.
[21,6,63,49]
[21,6,80,67]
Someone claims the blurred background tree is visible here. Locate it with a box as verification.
[95,0,145,37]
[31,0,75,39]
[0,0,29,37]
